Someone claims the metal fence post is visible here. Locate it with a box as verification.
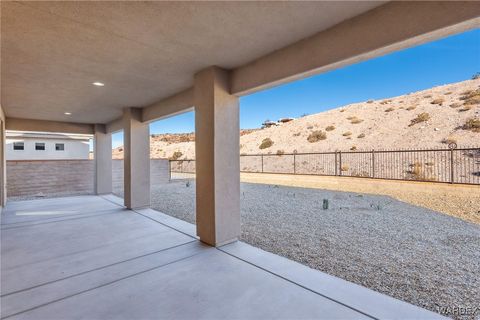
[293,154,296,174]
[372,149,375,178]
[339,151,342,176]
[261,154,264,173]
[450,148,454,184]
[169,160,172,181]
[334,151,338,176]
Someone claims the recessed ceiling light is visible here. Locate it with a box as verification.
[92,82,104,86]
[64,112,72,115]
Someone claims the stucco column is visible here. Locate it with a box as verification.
[0,118,6,207]
[94,124,112,195]
[123,107,150,209]
[194,66,240,246]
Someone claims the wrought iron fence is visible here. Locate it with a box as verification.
[169,146,480,185]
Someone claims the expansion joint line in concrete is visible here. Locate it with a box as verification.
[1,243,203,319]
[217,247,379,320]
[100,195,198,241]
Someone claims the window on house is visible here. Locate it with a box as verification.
[13,142,24,150]
[35,142,45,151]
[55,143,65,151]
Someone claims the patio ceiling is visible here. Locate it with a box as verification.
[1,1,385,124]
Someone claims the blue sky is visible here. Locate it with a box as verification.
[112,28,480,148]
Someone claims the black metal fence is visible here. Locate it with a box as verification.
[170,147,480,185]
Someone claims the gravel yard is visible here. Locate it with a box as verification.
[146,179,479,319]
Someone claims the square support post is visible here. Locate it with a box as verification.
[194,66,240,246]
[93,124,112,195]
[123,107,150,209]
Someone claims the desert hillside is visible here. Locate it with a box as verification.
[113,79,480,159]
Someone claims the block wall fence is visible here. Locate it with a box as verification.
[6,159,170,198]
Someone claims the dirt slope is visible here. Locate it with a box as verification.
[113,79,480,159]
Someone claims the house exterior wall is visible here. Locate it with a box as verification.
[6,137,90,160]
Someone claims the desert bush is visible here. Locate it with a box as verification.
[259,138,274,149]
[340,165,349,172]
[170,151,183,160]
[385,107,395,112]
[367,100,374,104]
[460,89,480,105]
[346,116,355,120]
[444,91,452,95]
[408,112,430,127]
[342,131,352,136]
[406,106,416,111]
[350,117,364,124]
[339,109,345,113]
[442,137,457,145]
[307,130,327,143]
[459,106,472,112]
[408,162,436,181]
[423,94,432,98]
[293,132,301,137]
[350,146,357,151]
[463,117,480,132]
[431,98,444,105]
[276,149,285,155]
[307,125,314,130]
[325,125,335,131]
[450,103,461,108]
[357,133,366,138]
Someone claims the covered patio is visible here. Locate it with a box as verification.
[1,1,479,318]
[1,194,443,319]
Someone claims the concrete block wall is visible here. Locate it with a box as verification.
[7,160,94,197]
[7,159,170,198]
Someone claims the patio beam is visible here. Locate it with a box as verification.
[123,107,150,209]
[194,66,240,246]
[93,124,112,195]
[106,117,123,134]
[231,1,480,96]
[5,118,94,135]
[142,88,194,123]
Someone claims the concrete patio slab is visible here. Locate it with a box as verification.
[1,195,445,319]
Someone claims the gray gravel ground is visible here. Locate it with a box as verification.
[140,179,480,319]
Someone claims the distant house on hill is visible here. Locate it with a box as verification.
[6,131,91,160]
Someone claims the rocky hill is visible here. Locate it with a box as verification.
[113,79,479,159]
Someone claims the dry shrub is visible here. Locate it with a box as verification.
[442,137,457,145]
[367,100,374,104]
[347,116,355,120]
[357,133,366,138]
[350,146,357,151]
[340,165,349,172]
[406,106,416,111]
[342,131,352,137]
[339,109,345,113]
[450,103,461,108]
[431,98,444,105]
[444,91,452,95]
[350,117,364,124]
[307,130,327,143]
[409,113,430,127]
[307,125,314,130]
[259,138,274,149]
[459,106,472,112]
[460,89,480,105]
[276,149,285,155]
[408,162,436,181]
[293,132,301,137]
[325,125,336,131]
[463,117,480,132]
[385,107,395,112]
[424,94,432,98]
[170,151,183,160]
